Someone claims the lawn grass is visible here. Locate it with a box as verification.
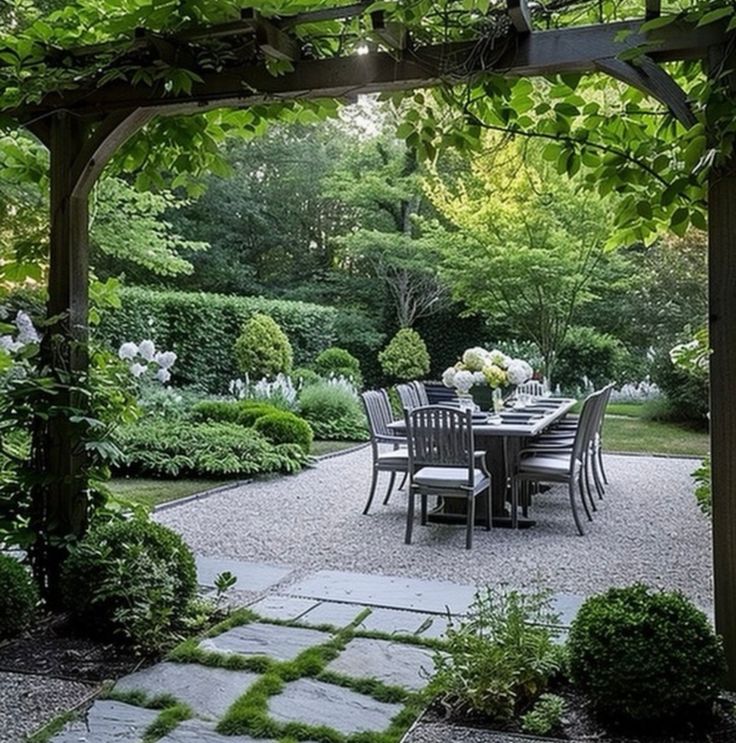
[605,402,647,418]
[310,439,363,457]
[108,477,231,509]
[602,416,709,457]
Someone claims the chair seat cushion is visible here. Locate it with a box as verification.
[414,467,488,490]
[377,448,408,464]
[518,455,580,475]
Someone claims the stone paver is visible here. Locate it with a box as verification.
[199,622,330,661]
[157,718,277,742]
[268,678,403,735]
[248,595,319,621]
[327,637,435,691]
[299,601,451,638]
[196,555,291,591]
[49,700,159,743]
[287,570,476,614]
[114,662,258,720]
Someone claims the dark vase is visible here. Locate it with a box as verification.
[471,385,493,411]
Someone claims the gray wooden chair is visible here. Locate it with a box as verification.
[511,390,602,536]
[404,405,491,549]
[360,390,408,515]
[411,380,430,406]
[396,383,420,412]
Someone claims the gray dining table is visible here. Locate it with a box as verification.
[388,397,577,528]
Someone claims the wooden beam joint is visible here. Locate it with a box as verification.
[241,8,299,62]
[370,10,409,51]
[507,0,532,34]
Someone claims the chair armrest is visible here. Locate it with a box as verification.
[473,450,492,479]
[375,435,406,445]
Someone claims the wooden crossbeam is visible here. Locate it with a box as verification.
[596,55,696,128]
[12,18,727,120]
[507,0,532,34]
[241,9,299,62]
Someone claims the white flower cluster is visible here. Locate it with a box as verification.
[118,339,176,384]
[0,311,40,354]
[609,380,662,403]
[229,373,299,408]
[442,346,534,394]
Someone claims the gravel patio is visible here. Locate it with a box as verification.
[158,448,714,611]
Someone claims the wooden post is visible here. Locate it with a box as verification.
[29,111,91,603]
[709,162,736,689]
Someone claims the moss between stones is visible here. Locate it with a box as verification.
[25,710,79,743]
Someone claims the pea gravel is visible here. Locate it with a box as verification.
[157,450,713,610]
[0,672,93,743]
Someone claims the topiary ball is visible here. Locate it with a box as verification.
[314,347,363,386]
[568,584,726,723]
[62,518,197,647]
[254,411,313,454]
[233,313,293,379]
[0,554,38,640]
[378,328,430,381]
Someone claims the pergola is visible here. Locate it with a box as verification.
[5,0,735,682]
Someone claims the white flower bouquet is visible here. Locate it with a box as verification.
[442,346,534,396]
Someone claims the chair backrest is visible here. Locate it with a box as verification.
[570,389,603,467]
[361,389,395,440]
[405,406,475,484]
[411,380,430,407]
[396,383,420,411]
[518,379,546,397]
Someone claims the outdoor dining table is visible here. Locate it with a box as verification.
[388,397,577,528]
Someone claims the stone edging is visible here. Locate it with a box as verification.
[313,441,370,461]
[605,450,703,461]
[153,480,252,513]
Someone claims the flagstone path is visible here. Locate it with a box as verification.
[44,557,581,743]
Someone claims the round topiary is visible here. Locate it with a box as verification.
[378,328,430,381]
[292,366,322,387]
[234,313,293,380]
[0,554,38,639]
[62,518,197,648]
[254,411,314,454]
[568,584,726,723]
[314,347,363,386]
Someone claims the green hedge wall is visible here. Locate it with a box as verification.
[97,287,338,392]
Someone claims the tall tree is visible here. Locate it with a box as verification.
[426,136,613,379]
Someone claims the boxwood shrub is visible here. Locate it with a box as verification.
[313,347,363,386]
[97,287,338,392]
[298,382,369,441]
[254,411,313,454]
[191,400,283,427]
[62,518,196,650]
[115,420,307,477]
[568,584,726,724]
[0,554,38,639]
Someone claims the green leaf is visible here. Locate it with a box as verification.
[697,7,733,27]
[640,15,677,33]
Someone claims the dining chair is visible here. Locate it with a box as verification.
[396,383,420,411]
[411,380,430,406]
[518,379,547,397]
[360,390,408,515]
[510,391,601,536]
[404,405,492,549]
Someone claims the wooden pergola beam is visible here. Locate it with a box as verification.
[645,0,662,20]
[14,19,725,121]
[507,0,532,34]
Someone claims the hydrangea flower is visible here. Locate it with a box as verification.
[454,370,476,394]
[129,362,147,378]
[442,366,457,388]
[138,339,155,361]
[507,359,533,386]
[118,342,138,360]
[462,347,491,372]
[482,363,508,388]
[155,368,172,384]
[488,349,511,368]
[15,311,39,345]
[154,350,177,369]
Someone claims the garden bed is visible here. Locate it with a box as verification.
[413,686,736,743]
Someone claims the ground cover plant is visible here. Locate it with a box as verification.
[0,552,38,639]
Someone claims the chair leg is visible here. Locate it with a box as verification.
[569,479,585,536]
[363,467,379,515]
[521,481,529,518]
[382,471,397,505]
[511,480,519,529]
[598,446,609,485]
[485,487,492,531]
[591,451,605,499]
[466,496,475,550]
[420,493,428,525]
[405,491,415,545]
[583,459,597,513]
[578,472,593,522]
[398,471,408,491]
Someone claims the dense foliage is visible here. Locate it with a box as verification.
[428,589,562,722]
[97,287,336,392]
[379,328,431,381]
[253,410,313,454]
[313,347,362,386]
[234,313,293,380]
[116,420,307,477]
[568,585,726,723]
[554,327,626,391]
[62,518,197,651]
[298,381,369,441]
[0,554,38,639]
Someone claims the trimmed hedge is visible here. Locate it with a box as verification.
[191,400,283,427]
[254,411,313,454]
[97,287,338,392]
[0,554,38,639]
